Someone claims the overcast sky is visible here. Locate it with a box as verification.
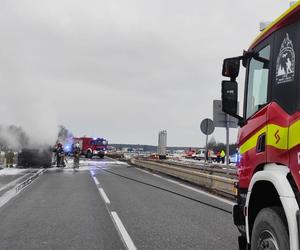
[0,0,292,146]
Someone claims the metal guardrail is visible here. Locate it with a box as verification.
[15,169,47,193]
[131,158,237,199]
[157,159,237,178]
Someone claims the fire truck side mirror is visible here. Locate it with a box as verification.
[222,80,238,116]
[222,58,240,79]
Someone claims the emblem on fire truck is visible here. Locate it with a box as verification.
[274,129,280,144]
[275,33,295,84]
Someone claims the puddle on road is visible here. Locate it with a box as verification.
[47,158,129,175]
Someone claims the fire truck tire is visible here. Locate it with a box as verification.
[250,206,289,250]
[86,151,92,158]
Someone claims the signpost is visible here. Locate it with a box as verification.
[213,100,238,166]
[213,100,238,128]
[200,118,215,162]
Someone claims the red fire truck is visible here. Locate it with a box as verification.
[222,3,300,250]
[73,137,108,158]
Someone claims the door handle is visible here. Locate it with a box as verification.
[256,133,266,153]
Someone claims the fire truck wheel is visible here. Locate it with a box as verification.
[250,206,289,250]
[86,151,92,158]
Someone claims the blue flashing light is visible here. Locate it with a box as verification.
[236,153,241,163]
[64,145,71,152]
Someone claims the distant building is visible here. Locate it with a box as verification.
[158,130,167,159]
[121,147,129,152]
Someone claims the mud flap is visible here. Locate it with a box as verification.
[233,204,245,226]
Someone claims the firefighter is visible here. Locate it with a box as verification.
[56,143,65,168]
[52,143,58,165]
[5,149,14,168]
[220,150,226,164]
[216,151,221,163]
[207,150,212,163]
[73,143,81,169]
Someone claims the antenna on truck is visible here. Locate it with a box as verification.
[259,22,272,32]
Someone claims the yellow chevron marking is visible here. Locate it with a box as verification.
[239,123,293,155]
[239,127,266,154]
[267,124,288,150]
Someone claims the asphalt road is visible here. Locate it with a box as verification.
[0,157,239,250]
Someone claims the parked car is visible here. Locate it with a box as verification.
[194,149,206,160]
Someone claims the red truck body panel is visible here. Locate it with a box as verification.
[238,102,300,191]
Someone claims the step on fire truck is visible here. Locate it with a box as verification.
[73,137,108,159]
[221,3,300,250]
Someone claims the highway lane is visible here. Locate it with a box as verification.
[92,157,239,250]
[0,166,124,250]
[0,157,239,249]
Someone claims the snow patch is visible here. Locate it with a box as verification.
[0,168,28,176]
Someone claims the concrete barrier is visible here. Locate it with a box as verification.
[131,158,237,198]
[158,159,237,178]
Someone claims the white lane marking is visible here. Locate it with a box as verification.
[0,171,45,208]
[93,176,100,185]
[0,173,32,193]
[176,182,234,205]
[99,188,111,204]
[89,169,136,250]
[90,171,110,204]
[136,167,235,206]
[111,211,137,250]
[85,158,129,166]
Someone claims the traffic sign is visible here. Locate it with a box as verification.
[213,100,238,128]
[200,118,215,135]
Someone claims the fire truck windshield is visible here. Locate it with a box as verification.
[245,45,270,118]
[91,139,106,146]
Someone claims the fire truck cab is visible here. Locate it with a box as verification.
[222,3,300,250]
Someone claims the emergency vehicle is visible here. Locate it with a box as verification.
[73,137,108,158]
[184,148,197,158]
[221,3,300,250]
